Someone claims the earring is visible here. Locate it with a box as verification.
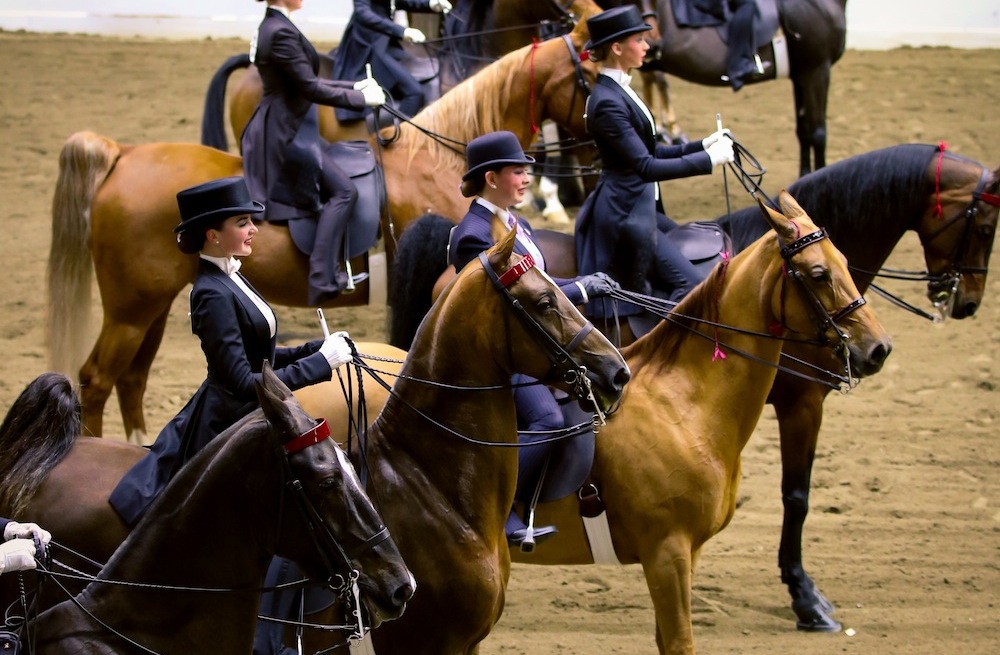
[490,184,497,189]
[214,240,220,245]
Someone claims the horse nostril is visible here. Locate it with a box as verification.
[614,366,631,390]
[393,579,415,609]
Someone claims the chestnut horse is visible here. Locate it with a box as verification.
[48,23,599,442]
[297,191,892,653]
[0,365,413,654]
[388,143,1000,632]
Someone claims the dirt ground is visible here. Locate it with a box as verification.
[1,30,998,654]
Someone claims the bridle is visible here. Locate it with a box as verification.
[918,162,1000,312]
[478,250,608,424]
[775,228,867,358]
[274,418,391,590]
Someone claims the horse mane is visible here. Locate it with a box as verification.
[0,373,81,515]
[719,144,939,248]
[395,43,530,167]
[389,214,455,348]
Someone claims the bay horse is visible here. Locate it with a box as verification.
[297,191,892,654]
[387,143,1000,632]
[49,22,599,442]
[297,228,630,654]
[0,364,414,654]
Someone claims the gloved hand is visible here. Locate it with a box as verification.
[0,538,37,575]
[706,138,735,167]
[429,0,452,13]
[4,521,51,546]
[402,27,426,44]
[579,272,621,299]
[701,128,731,149]
[320,331,354,370]
[354,78,386,107]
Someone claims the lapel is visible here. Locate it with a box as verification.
[597,75,654,152]
[267,8,318,66]
[468,201,530,258]
[199,261,273,352]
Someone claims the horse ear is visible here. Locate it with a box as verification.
[776,190,806,219]
[487,224,517,273]
[256,360,302,441]
[757,193,797,242]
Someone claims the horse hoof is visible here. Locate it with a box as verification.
[793,601,842,633]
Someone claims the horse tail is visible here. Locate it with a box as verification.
[201,53,252,151]
[47,130,120,378]
[388,214,453,348]
[0,373,80,517]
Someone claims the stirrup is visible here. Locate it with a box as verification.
[520,455,552,553]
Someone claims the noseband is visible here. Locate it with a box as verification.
[478,251,604,419]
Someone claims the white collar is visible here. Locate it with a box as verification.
[600,67,632,89]
[201,254,242,276]
[269,5,291,19]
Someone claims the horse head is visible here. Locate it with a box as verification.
[473,229,630,415]
[759,191,892,379]
[256,362,414,627]
[918,154,999,319]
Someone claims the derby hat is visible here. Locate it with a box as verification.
[462,131,535,182]
[174,176,264,234]
[584,6,652,51]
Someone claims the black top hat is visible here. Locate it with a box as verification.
[584,6,652,51]
[173,176,264,234]
[463,131,536,182]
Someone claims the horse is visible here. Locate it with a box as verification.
[297,191,892,653]
[635,0,848,176]
[0,364,414,654]
[386,143,1000,632]
[49,22,600,443]
[293,228,631,654]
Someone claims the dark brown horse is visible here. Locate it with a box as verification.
[386,143,1000,632]
[301,192,892,653]
[50,23,600,442]
[0,364,414,654]
[636,0,848,175]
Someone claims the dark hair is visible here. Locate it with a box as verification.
[460,174,487,198]
[588,43,612,63]
[176,218,225,255]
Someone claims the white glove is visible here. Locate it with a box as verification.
[402,27,426,44]
[0,539,37,575]
[706,138,735,167]
[354,78,386,107]
[320,331,353,370]
[701,128,731,149]
[429,0,452,13]
[4,521,51,546]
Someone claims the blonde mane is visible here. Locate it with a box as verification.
[390,44,531,169]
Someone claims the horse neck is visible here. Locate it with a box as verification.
[625,238,786,457]
[371,287,519,514]
[64,432,278,649]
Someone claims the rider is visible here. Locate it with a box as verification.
[575,6,733,319]
[332,0,453,122]
[0,518,50,575]
[725,0,760,91]
[243,0,387,306]
[451,131,620,550]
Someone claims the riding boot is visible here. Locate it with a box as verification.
[308,185,356,306]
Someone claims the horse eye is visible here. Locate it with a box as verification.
[979,223,995,238]
[318,477,339,489]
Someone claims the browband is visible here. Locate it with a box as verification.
[283,418,331,454]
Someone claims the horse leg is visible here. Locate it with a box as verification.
[772,382,841,632]
[115,307,171,445]
[640,538,696,654]
[79,319,159,439]
[791,65,832,176]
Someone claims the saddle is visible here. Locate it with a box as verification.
[671,0,780,48]
[277,140,384,261]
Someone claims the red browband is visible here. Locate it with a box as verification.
[496,253,536,288]
[283,418,331,454]
[977,191,1000,208]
